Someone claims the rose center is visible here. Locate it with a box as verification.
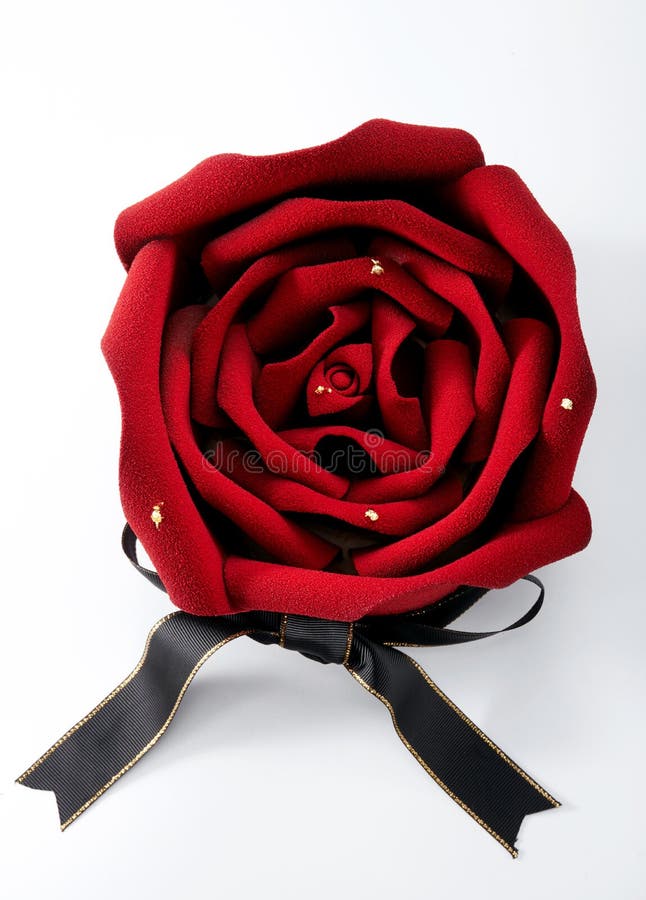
[327,364,356,393]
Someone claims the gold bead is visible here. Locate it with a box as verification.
[560,397,574,410]
[370,258,384,276]
[151,503,164,529]
[364,508,380,522]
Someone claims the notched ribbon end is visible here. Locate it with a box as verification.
[507,795,562,859]
[14,774,69,832]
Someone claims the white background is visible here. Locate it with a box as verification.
[1,1,644,897]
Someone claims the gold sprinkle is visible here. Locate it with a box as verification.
[314,385,326,395]
[151,503,164,529]
[364,508,380,522]
[370,258,384,276]
[560,397,574,410]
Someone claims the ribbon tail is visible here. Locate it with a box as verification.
[16,612,255,829]
[345,635,559,858]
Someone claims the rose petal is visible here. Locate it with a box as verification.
[218,449,463,537]
[202,197,511,293]
[372,297,427,450]
[116,119,485,267]
[101,240,227,615]
[369,234,510,460]
[425,339,477,466]
[191,236,355,426]
[354,317,555,577]
[247,253,452,355]
[347,339,475,503]
[223,490,591,619]
[216,324,349,498]
[161,307,338,570]
[255,302,370,427]
[440,164,597,516]
[306,391,372,422]
[279,424,421,476]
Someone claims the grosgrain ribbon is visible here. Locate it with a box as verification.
[17,525,559,858]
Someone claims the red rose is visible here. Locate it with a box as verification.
[102,119,595,620]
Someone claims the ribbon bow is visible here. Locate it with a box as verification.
[17,526,559,858]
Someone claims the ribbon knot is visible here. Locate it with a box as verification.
[277,614,353,665]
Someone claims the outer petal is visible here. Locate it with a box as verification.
[223,490,592,620]
[441,165,597,517]
[115,119,485,266]
[101,240,228,615]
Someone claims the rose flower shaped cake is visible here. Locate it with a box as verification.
[103,118,596,621]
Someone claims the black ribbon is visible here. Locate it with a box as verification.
[17,525,559,857]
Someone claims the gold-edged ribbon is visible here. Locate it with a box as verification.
[17,557,558,858]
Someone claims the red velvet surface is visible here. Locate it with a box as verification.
[103,119,596,619]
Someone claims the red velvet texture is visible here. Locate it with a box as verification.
[102,118,596,619]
